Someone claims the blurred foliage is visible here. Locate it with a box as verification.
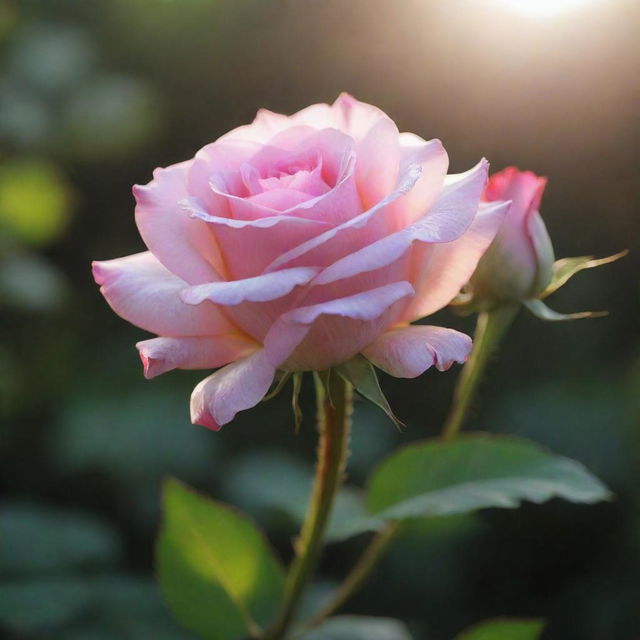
[0,0,638,638]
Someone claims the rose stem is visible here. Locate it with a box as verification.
[265,371,353,640]
[442,303,520,441]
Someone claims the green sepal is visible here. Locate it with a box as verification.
[524,298,607,322]
[540,250,627,299]
[262,371,292,402]
[335,355,403,429]
[292,372,303,432]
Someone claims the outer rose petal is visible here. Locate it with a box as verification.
[363,325,472,378]
[134,162,224,284]
[397,134,449,225]
[403,200,510,322]
[93,252,236,337]
[180,267,319,306]
[264,281,415,371]
[190,350,276,430]
[136,334,257,379]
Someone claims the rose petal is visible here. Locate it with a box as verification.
[134,162,224,284]
[397,134,449,225]
[264,158,424,273]
[403,199,511,322]
[363,325,472,378]
[190,349,276,430]
[264,281,415,370]
[92,252,235,336]
[183,197,329,279]
[180,267,319,306]
[136,334,257,379]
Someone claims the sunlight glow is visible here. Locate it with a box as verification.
[498,0,600,18]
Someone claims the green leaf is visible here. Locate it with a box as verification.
[540,250,627,299]
[336,355,403,429]
[157,478,285,640]
[524,298,606,322]
[367,434,611,521]
[456,618,545,640]
[300,615,413,639]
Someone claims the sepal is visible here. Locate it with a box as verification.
[335,355,403,429]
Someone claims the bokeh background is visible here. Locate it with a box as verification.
[1,0,639,638]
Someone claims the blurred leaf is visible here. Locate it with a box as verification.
[53,389,215,488]
[0,83,52,148]
[0,251,69,312]
[223,451,381,541]
[8,24,95,93]
[367,434,611,521]
[300,615,413,639]
[456,618,545,640]
[87,575,196,639]
[0,504,121,577]
[0,159,72,245]
[157,478,284,639]
[0,577,91,632]
[63,74,160,160]
[336,355,402,429]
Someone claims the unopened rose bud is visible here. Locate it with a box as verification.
[469,167,554,306]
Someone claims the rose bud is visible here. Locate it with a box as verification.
[467,167,554,307]
[459,166,626,320]
[93,94,510,430]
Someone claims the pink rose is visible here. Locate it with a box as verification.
[468,167,555,305]
[93,94,509,430]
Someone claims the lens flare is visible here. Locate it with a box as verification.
[498,0,599,18]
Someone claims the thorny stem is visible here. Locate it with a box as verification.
[264,372,353,640]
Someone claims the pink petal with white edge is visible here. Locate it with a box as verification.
[92,252,235,337]
[190,350,276,430]
[180,267,319,306]
[403,199,511,322]
[397,134,449,225]
[363,325,472,378]
[264,281,415,369]
[134,162,224,284]
[312,159,489,286]
[136,334,257,379]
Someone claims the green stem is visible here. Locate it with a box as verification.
[442,303,519,441]
[299,522,400,632]
[265,372,353,640]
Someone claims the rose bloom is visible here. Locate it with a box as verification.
[469,167,555,306]
[93,94,509,430]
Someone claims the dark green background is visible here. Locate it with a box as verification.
[1,0,639,638]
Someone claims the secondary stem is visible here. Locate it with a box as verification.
[442,303,519,441]
[300,522,400,631]
[265,372,353,640]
